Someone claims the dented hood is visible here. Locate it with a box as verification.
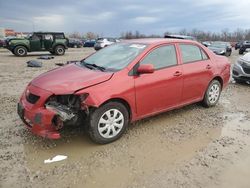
[31,63,113,94]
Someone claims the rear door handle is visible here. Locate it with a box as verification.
[206,64,212,69]
[173,71,182,77]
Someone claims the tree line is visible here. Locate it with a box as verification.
[68,28,250,42]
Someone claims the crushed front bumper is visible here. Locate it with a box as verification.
[17,84,61,139]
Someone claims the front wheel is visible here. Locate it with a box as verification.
[87,102,129,144]
[54,45,65,55]
[202,80,221,107]
[14,46,27,56]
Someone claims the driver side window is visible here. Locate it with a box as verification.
[140,45,177,69]
[32,34,40,40]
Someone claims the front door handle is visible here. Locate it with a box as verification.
[206,64,212,69]
[173,71,182,77]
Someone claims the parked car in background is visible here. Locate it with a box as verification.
[202,41,212,47]
[208,41,232,56]
[5,32,68,56]
[67,38,83,48]
[235,41,243,50]
[83,39,96,47]
[0,38,6,47]
[94,38,119,50]
[233,52,250,83]
[17,38,230,144]
[239,41,250,54]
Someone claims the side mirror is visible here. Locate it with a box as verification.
[137,64,154,74]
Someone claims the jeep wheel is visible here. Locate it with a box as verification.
[14,46,27,56]
[54,45,65,55]
[87,102,129,144]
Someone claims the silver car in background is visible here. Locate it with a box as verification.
[233,52,250,83]
[94,38,120,51]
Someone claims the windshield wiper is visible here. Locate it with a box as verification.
[84,62,106,72]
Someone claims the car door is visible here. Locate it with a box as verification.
[29,34,42,51]
[178,43,213,104]
[44,34,53,50]
[134,44,183,118]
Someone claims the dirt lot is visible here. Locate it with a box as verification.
[0,47,250,188]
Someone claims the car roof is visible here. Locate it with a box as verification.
[122,38,198,45]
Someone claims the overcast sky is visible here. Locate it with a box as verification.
[1,0,250,37]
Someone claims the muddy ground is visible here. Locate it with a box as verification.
[0,47,249,188]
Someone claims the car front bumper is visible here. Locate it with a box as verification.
[232,62,250,81]
[17,84,61,139]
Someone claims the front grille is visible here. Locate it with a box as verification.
[26,93,40,104]
[242,66,250,74]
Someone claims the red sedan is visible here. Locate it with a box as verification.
[17,38,231,144]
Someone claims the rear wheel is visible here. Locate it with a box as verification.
[225,51,231,56]
[87,102,129,144]
[14,46,27,56]
[202,80,221,107]
[54,45,65,55]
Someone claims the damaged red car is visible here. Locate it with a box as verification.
[17,39,230,144]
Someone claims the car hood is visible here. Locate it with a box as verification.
[31,63,113,94]
[240,52,250,62]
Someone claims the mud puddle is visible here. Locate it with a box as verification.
[24,114,222,188]
[215,113,250,188]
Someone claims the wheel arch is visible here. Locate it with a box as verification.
[212,76,223,88]
[14,44,29,51]
[100,98,132,122]
[53,43,67,50]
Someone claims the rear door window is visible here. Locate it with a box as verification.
[180,44,208,63]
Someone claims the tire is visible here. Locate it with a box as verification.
[14,46,27,56]
[202,80,222,108]
[239,49,244,55]
[54,45,65,55]
[87,102,129,144]
[226,51,231,56]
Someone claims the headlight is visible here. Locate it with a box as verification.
[219,50,225,54]
[79,93,89,102]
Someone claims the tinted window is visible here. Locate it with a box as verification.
[180,44,205,63]
[54,34,65,39]
[141,45,177,69]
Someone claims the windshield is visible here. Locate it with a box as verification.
[81,43,147,71]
